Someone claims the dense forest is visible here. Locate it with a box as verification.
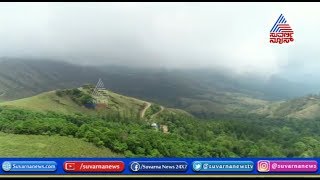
[1,106,320,157]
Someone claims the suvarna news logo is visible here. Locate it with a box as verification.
[270,14,294,44]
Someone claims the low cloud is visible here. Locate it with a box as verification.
[0,2,319,79]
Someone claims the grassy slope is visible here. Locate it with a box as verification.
[0,89,146,117]
[83,89,192,118]
[0,91,92,115]
[0,132,119,157]
[88,89,147,117]
[253,96,320,119]
[179,92,270,117]
[0,88,191,119]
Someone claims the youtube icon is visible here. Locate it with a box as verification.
[64,162,76,171]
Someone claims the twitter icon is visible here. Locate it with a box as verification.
[192,161,202,172]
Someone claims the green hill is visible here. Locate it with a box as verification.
[0,132,119,157]
[253,94,320,119]
[1,91,92,115]
[0,85,191,120]
[0,87,148,117]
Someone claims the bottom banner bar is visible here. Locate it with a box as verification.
[0,158,317,175]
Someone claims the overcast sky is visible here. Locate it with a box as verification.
[0,2,319,81]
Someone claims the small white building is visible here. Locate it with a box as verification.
[151,123,158,130]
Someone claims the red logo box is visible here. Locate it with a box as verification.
[63,161,125,172]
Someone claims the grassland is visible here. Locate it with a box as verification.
[0,132,120,157]
[0,89,147,117]
[102,90,146,117]
[0,91,92,115]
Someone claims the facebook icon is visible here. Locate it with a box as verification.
[130,162,140,172]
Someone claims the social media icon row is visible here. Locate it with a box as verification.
[0,160,318,173]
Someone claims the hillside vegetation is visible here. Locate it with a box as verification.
[254,94,320,119]
[1,103,320,157]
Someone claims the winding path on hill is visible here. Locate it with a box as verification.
[140,102,151,118]
[150,106,164,119]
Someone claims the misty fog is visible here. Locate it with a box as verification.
[0,2,320,83]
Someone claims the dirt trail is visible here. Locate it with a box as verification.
[150,106,164,119]
[140,102,151,118]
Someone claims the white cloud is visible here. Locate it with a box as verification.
[0,2,319,78]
